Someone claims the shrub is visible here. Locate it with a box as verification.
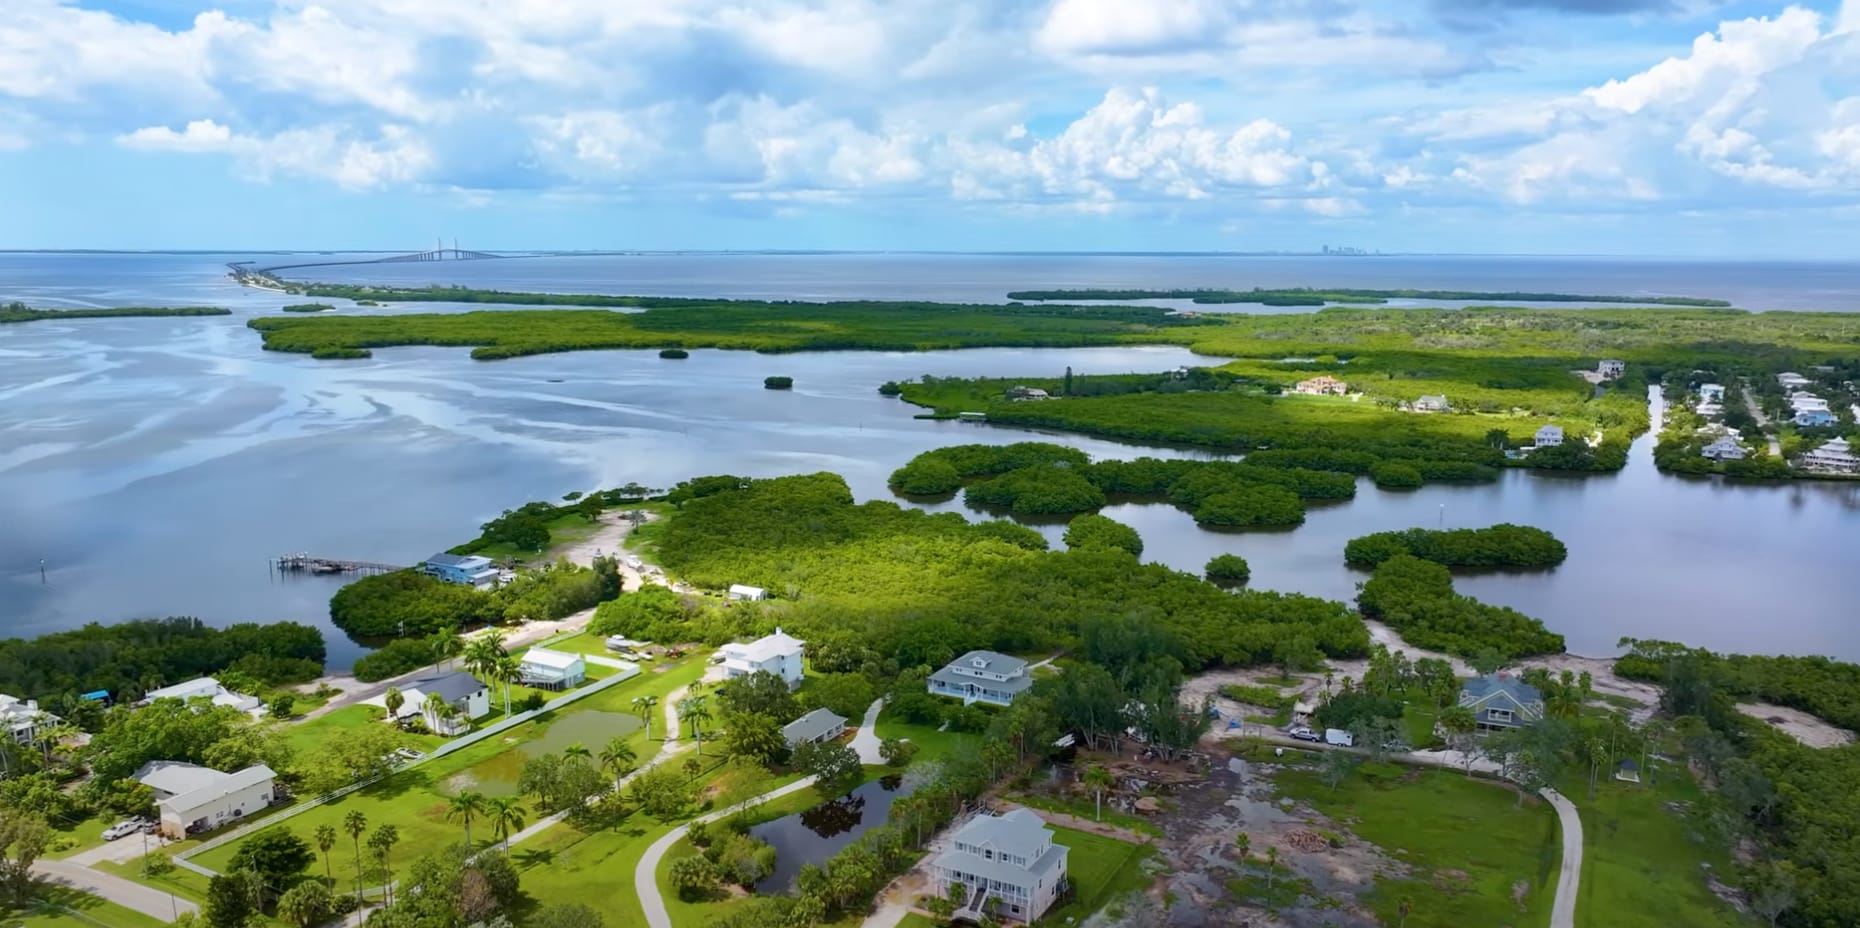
[1368,461,1423,489]
[1205,554,1250,584]
[352,638,439,683]
[1343,524,1568,569]
[764,376,793,390]
[659,348,689,359]
[878,381,904,396]
[888,458,963,496]
[879,738,918,767]
[1062,513,1143,556]
[669,855,722,901]
[1193,485,1304,528]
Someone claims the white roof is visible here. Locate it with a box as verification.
[520,647,583,670]
[724,627,805,662]
[1537,424,1563,436]
[158,765,276,815]
[950,808,1050,858]
[144,678,223,701]
[137,761,224,797]
[728,584,766,596]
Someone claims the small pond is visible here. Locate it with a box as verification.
[440,710,643,797]
[752,775,911,893]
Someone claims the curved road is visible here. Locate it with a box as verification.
[636,777,820,928]
[1541,788,1583,928]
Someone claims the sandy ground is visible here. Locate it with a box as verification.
[1736,702,1856,748]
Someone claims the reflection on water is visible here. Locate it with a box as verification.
[752,775,908,893]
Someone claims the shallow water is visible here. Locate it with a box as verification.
[750,775,910,893]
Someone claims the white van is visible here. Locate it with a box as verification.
[1324,728,1355,748]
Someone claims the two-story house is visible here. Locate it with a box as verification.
[929,650,1033,707]
[1533,424,1564,448]
[1457,675,1545,732]
[931,808,1069,924]
[420,553,500,587]
[721,628,806,687]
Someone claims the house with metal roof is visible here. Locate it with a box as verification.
[1457,675,1545,732]
[0,694,55,745]
[722,628,806,687]
[1700,436,1747,461]
[419,553,500,587]
[392,671,490,735]
[780,708,848,748]
[929,650,1033,707]
[1413,395,1450,413]
[517,647,586,691]
[136,761,277,838]
[931,808,1069,924]
[1533,424,1564,448]
[140,677,263,716]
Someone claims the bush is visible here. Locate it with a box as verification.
[1192,485,1304,528]
[877,381,904,396]
[967,521,1049,551]
[1343,524,1567,569]
[879,738,918,767]
[1368,461,1423,489]
[659,348,689,359]
[1205,554,1250,584]
[518,692,548,712]
[764,376,793,390]
[888,458,963,496]
[352,638,439,683]
[669,855,722,901]
[1062,513,1143,556]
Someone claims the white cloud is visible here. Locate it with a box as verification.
[1582,8,1822,114]
[117,119,432,189]
[1035,0,1228,57]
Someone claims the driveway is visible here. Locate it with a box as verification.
[1542,788,1583,928]
[34,859,198,921]
[850,698,885,765]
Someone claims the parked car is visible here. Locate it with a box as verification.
[140,820,161,835]
[101,820,140,841]
[393,747,426,762]
[1288,726,1322,743]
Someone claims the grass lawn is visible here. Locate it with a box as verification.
[94,860,212,905]
[282,705,447,756]
[14,887,173,928]
[1572,762,1752,928]
[1008,791,1163,838]
[1042,825,1154,924]
[873,709,976,763]
[474,511,604,563]
[46,810,112,859]
[1276,766,1558,928]
[897,916,939,928]
[193,656,706,884]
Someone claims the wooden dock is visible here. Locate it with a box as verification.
[272,554,404,576]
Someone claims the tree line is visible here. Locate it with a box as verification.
[1356,555,1565,658]
[1343,524,1567,569]
[0,617,324,708]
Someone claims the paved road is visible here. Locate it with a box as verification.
[850,698,885,764]
[1541,788,1583,928]
[34,858,198,920]
[636,777,820,928]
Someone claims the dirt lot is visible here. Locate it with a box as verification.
[1736,702,1856,748]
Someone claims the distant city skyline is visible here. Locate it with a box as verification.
[1,1,1857,256]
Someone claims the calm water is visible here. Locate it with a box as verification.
[749,776,910,894]
[3,252,1858,666]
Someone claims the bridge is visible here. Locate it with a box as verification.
[230,241,516,276]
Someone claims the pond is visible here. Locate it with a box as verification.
[751,775,912,893]
[440,710,643,797]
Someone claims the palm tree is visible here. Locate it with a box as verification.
[463,631,507,679]
[384,687,405,725]
[1265,845,1279,892]
[495,654,522,716]
[1082,765,1114,821]
[427,629,463,672]
[446,791,488,847]
[633,695,659,740]
[342,811,367,906]
[681,698,712,755]
[368,824,400,905]
[600,737,637,790]
[1234,832,1250,862]
[563,741,593,767]
[423,692,450,733]
[487,796,527,846]
[314,824,336,885]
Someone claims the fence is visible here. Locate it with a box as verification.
[176,661,642,872]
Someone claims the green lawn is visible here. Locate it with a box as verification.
[873,709,976,763]
[474,511,604,563]
[1573,762,1751,928]
[897,916,940,928]
[13,887,173,928]
[1008,791,1163,838]
[192,657,706,884]
[46,810,112,859]
[1276,766,1558,928]
[1042,825,1153,924]
[282,705,448,755]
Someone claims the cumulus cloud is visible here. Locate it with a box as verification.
[117,118,432,189]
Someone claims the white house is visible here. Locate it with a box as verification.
[1791,394,1830,413]
[1800,438,1859,474]
[136,761,277,839]
[141,678,263,716]
[1006,385,1051,401]
[1412,395,1450,413]
[1533,425,1565,448]
[721,628,806,687]
[727,584,769,602]
[395,671,491,736]
[1778,372,1812,392]
[780,708,847,748]
[0,695,54,745]
[932,808,1069,924]
[929,650,1033,707]
[1292,375,1348,396]
[517,647,586,691]
[1698,383,1726,403]
[1597,359,1626,379]
[1701,436,1747,461]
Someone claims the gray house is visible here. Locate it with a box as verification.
[1457,675,1545,732]
[929,651,1033,707]
[781,708,848,748]
[931,808,1069,924]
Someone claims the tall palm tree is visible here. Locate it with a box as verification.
[342,811,367,906]
[367,825,400,905]
[446,791,488,847]
[427,629,463,672]
[314,824,336,885]
[678,695,708,740]
[563,741,593,767]
[383,687,405,725]
[632,696,659,741]
[423,692,450,733]
[1265,846,1279,892]
[495,654,522,716]
[487,796,527,846]
[1082,765,1114,821]
[599,737,637,790]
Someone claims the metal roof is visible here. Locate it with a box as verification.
[780,708,848,744]
[407,671,486,705]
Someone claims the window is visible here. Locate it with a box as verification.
[1489,708,1513,723]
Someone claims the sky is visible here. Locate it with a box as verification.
[1,0,1858,255]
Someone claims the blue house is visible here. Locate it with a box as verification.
[1457,675,1545,732]
[1794,409,1837,427]
[420,553,499,587]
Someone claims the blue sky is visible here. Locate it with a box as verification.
[2,0,1857,254]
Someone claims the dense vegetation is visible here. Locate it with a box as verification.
[1003,287,1731,307]
[280,303,334,313]
[763,376,793,390]
[246,297,1216,360]
[1614,640,1860,926]
[1,302,232,323]
[659,348,689,359]
[330,559,615,640]
[646,471,1368,670]
[0,617,325,706]
[1343,524,1568,569]
[1062,513,1143,556]
[1356,555,1564,658]
[1204,554,1250,584]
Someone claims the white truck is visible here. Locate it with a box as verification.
[1324,728,1355,748]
